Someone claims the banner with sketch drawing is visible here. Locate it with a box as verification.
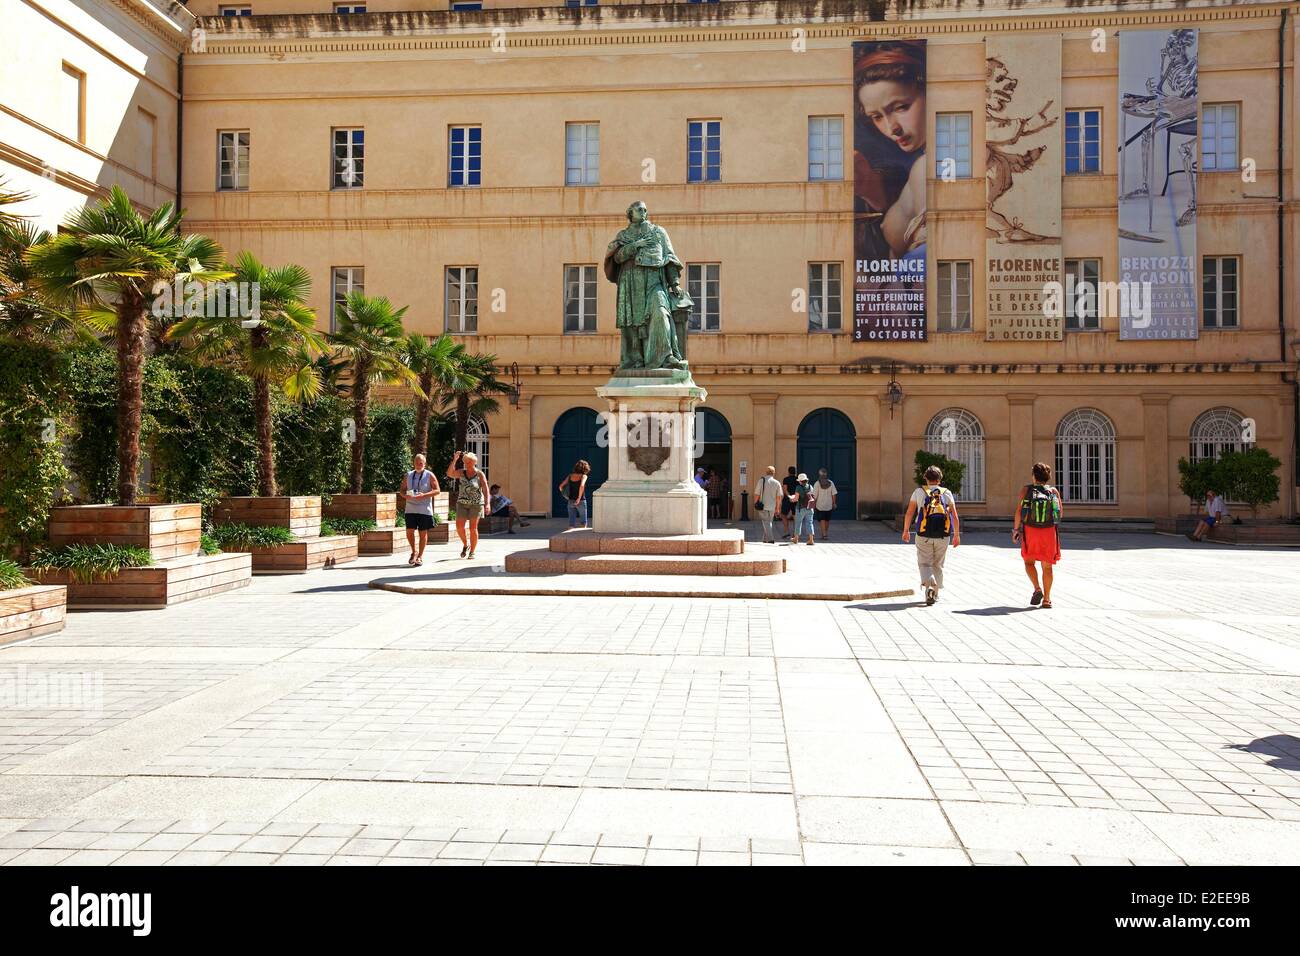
[1118,29,1199,339]
[853,39,927,341]
[985,34,1062,341]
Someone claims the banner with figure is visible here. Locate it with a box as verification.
[1118,29,1199,339]
[985,35,1062,341]
[853,39,927,341]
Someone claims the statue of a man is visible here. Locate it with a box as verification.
[603,201,691,371]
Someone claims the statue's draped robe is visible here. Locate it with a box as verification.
[604,221,686,370]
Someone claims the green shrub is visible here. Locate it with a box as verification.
[208,523,296,551]
[0,342,73,554]
[1216,448,1282,518]
[912,450,965,497]
[1176,457,1218,508]
[320,517,376,537]
[199,533,222,556]
[274,395,350,497]
[29,543,153,583]
[0,559,31,591]
[363,404,416,494]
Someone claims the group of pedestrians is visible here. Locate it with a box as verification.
[900,461,1062,609]
[397,449,529,566]
[752,465,839,545]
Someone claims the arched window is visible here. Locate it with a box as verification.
[924,408,985,502]
[1055,408,1116,504]
[1189,407,1252,462]
[467,414,489,475]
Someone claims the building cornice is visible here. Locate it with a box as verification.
[188,0,1296,58]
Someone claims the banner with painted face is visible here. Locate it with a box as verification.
[1117,28,1199,340]
[985,34,1063,341]
[853,39,927,341]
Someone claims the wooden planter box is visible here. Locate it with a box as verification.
[0,585,67,644]
[213,496,321,538]
[398,519,451,543]
[48,504,202,560]
[358,528,407,555]
[247,535,358,573]
[324,493,397,527]
[28,553,251,609]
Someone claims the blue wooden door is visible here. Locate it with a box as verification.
[551,407,608,518]
[796,408,857,518]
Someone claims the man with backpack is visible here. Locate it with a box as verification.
[901,465,961,605]
[788,472,817,546]
[1012,462,1062,608]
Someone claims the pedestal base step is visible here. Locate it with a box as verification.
[505,548,783,576]
[551,529,744,555]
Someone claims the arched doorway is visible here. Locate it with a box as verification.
[551,407,609,518]
[693,408,733,520]
[796,408,856,519]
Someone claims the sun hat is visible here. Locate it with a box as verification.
[797,473,808,482]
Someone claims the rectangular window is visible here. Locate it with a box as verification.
[137,108,157,181]
[332,128,364,189]
[807,116,844,181]
[1064,258,1101,330]
[219,5,252,14]
[566,0,598,5]
[1202,103,1239,172]
[687,119,721,183]
[687,263,720,332]
[1202,256,1239,329]
[217,131,250,191]
[334,3,367,12]
[936,260,972,332]
[1064,109,1101,174]
[565,122,599,186]
[450,2,482,9]
[330,267,363,333]
[446,266,479,333]
[449,125,482,187]
[935,112,972,179]
[61,64,85,143]
[563,264,598,333]
[807,262,842,332]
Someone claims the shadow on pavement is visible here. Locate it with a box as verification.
[1226,735,1300,773]
[952,606,1039,616]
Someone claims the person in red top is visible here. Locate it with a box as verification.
[1011,462,1063,609]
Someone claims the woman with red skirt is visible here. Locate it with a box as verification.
[1011,462,1062,609]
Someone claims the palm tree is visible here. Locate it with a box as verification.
[330,290,422,494]
[0,177,31,228]
[167,251,325,497]
[27,185,228,505]
[0,220,58,340]
[440,351,511,454]
[403,332,467,458]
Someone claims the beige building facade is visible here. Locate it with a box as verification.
[7,0,1299,520]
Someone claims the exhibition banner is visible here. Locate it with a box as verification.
[1117,29,1199,339]
[853,39,927,341]
[985,34,1063,341]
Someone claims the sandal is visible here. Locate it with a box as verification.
[1040,600,1052,609]
[460,545,469,558]
[467,551,476,559]
[1030,589,1043,606]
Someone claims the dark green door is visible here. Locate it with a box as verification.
[796,408,857,518]
[551,407,608,518]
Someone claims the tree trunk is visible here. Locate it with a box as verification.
[253,364,276,497]
[115,295,147,505]
[455,392,469,454]
[349,363,370,494]
[412,372,432,458]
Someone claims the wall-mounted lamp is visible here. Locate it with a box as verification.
[886,362,904,418]
[506,361,522,409]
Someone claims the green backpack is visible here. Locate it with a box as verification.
[1020,484,1060,529]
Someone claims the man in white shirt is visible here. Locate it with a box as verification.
[753,465,781,543]
[1188,488,1228,542]
[811,468,838,541]
[901,465,961,606]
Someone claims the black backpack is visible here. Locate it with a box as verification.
[918,487,951,538]
[1020,484,1060,529]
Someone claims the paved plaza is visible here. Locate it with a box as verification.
[2,521,1299,866]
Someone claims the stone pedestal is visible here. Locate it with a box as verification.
[592,369,708,535]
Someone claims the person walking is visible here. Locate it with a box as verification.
[1012,462,1063,609]
[788,472,816,546]
[901,465,960,605]
[1187,488,1228,542]
[753,465,780,543]
[811,467,838,541]
[780,466,799,538]
[558,459,591,529]
[446,449,491,559]
[398,452,440,567]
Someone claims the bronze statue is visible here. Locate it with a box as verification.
[604,201,691,371]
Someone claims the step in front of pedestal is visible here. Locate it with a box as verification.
[550,529,744,555]
[505,549,783,576]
